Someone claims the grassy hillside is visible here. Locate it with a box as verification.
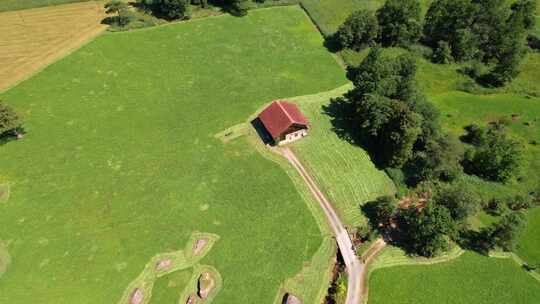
[369,252,540,304]
[431,92,540,198]
[289,84,396,227]
[518,208,540,269]
[0,0,94,12]
[0,6,347,304]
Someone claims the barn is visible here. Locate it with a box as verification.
[257,100,309,145]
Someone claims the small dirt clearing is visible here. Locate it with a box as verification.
[0,1,106,92]
[193,239,208,256]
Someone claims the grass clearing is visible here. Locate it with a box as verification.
[0,1,107,92]
[431,91,540,199]
[369,252,540,304]
[517,207,540,269]
[287,84,396,228]
[0,6,347,303]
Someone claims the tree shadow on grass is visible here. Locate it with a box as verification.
[323,33,343,53]
[321,97,388,169]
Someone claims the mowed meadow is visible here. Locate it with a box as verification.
[368,252,540,304]
[0,6,347,304]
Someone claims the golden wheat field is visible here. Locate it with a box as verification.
[0,1,106,92]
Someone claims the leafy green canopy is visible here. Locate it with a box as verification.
[335,10,379,51]
[424,0,537,85]
[463,124,523,182]
[0,101,21,136]
[345,48,461,181]
[377,0,422,47]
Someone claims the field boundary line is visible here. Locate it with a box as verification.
[106,5,304,35]
[490,251,540,283]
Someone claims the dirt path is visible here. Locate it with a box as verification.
[277,147,385,304]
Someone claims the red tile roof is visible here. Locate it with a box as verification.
[258,100,309,139]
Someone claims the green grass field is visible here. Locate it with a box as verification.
[517,208,540,269]
[0,6,347,303]
[0,0,93,11]
[431,91,540,198]
[287,84,396,227]
[369,252,540,304]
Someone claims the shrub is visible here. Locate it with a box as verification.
[506,194,533,210]
[432,41,453,64]
[335,10,379,51]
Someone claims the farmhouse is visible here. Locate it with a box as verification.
[258,100,309,145]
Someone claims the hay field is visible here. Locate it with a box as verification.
[0,0,93,12]
[0,6,347,303]
[0,1,106,92]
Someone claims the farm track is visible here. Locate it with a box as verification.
[277,146,386,304]
[0,1,107,92]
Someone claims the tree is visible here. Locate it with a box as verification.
[464,126,522,182]
[336,10,379,50]
[489,211,527,251]
[434,183,481,222]
[0,101,22,137]
[104,0,132,27]
[229,0,250,16]
[484,41,525,87]
[461,124,486,146]
[152,0,191,19]
[424,0,477,48]
[363,196,396,228]
[377,0,422,46]
[398,202,455,256]
[432,40,453,64]
[408,134,463,183]
[509,0,537,32]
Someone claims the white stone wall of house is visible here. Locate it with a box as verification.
[278,129,308,145]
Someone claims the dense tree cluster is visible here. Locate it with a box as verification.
[337,0,537,85]
[462,123,523,182]
[0,101,22,138]
[424,0,537,85]
[336,0,422,50]
[345,48,461,181]
[137,0,192,19]
[364,183,528,257]
[135,0,250,19]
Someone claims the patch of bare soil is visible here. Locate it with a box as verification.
[197,272,215,299]
[283,293,302,304]
[0,1,107,92]
[193,238,208,256]
[186,294,197,304]
[129,288,143,304]
[155,259,172,271]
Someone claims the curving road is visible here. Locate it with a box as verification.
[278,147,366,304]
